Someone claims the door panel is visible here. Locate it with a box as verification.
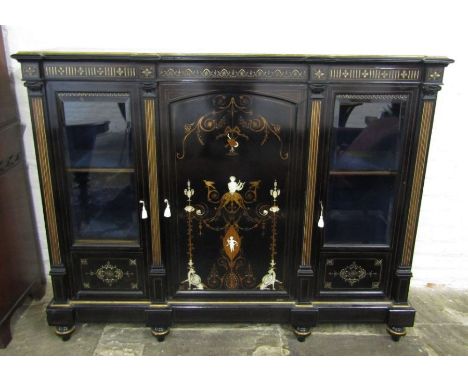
[322,92,413,250]
[316,87,418,298]
[46,82,148,298]
[159,84,307,296]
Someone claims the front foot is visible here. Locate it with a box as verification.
[386,326,406,342]
[55,325,75,341]
[151,327,170,342]
[293,326,311,342]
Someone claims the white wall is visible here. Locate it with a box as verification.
[2,0,467,288]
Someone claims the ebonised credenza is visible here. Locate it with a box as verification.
[12,52,453,342]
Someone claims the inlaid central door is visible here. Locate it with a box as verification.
[158,83,308,297]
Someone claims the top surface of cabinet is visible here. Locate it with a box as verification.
[12,52,453,85]
[12,52,453,62]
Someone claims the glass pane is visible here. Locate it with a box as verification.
[324,175,395,245]
[330,98,405,171]
[62,97,133,168]
[68,172,139,242]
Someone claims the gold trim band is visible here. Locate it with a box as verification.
[144,98,163,266]
[401,101,434,266]
[31,97,61,266]
[301,100,321,266]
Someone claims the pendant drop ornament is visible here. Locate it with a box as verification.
[163,199,171,218]
[318,201,324,228]
[139,201,148,220]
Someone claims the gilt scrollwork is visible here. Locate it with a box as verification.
[181,176,283,290]
[176,95,289,160]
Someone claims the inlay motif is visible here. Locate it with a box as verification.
[177,95,289,160]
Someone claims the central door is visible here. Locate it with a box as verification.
[158,83,308,298]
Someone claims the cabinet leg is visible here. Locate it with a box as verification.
[293,326,311,342]
[151,327,170,342]
[55,325,75,342]
[386,326,406,342]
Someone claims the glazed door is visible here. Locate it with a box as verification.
[316,87,418,297]
[159,83,308,297]
[46,82,147,299]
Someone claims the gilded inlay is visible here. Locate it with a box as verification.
[21,63,39,79]
[336,94,408,100]
[313,69,326,79]
[177,95,288,160]
[144,98,163,266]
[426,68,444,83]
[44,63,155,79]
[182,177,282,290]
[83,259,138,288]
[58,92,128,98]
[339,262,367,286]
[31,97,62,265]
[401,101,434,266]
[329,68,420,81]
[95,261,125,286]
[324,258,383,289]
[159,65,307,80]
[301,100,321,266]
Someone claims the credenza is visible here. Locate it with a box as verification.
[12,52,452,342]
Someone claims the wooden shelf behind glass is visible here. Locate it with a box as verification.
[66,168,135,173]
[329,171,398,176]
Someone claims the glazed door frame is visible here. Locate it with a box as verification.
[313,83,420,299]
[45,81,150,300]
[157,81,309,300]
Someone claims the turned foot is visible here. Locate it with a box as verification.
[293,326,311,342]
[386,326,406,342]
[151,327,170,342]
[55,325,75,341]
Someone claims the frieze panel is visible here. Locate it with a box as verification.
[43,63,155,80]
[159,64,308,80]
[311,65,421,82]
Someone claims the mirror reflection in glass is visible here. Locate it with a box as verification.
[331,99,405,171]
[68,172,139,242]
[324,175,395,245]
[62,98,133,168]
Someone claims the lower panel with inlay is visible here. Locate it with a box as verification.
[318,255,389,297]
[73,254,146,299]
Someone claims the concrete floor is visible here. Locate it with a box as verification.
[0,285,466,356]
